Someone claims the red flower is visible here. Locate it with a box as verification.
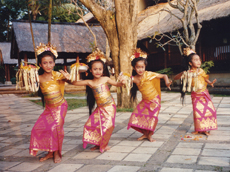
[134,52,140,58]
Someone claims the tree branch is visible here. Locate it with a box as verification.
[77,0,105,22]
[192,0,202,44]
[71,1,97,49]
[181,0,189,43]
[177,1,185,13]
[168,0,178,9]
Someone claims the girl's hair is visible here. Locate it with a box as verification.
[180,53,197,104]
[85,59,110,115]
[130,57,147,101]
[37,51,56,107]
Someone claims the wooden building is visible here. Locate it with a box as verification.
[0,42,17,84]
[10,20,107,68]
[137,0,230,74]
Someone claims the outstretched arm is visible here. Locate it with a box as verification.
[107,75,126,87]
[156,74,172,90]
[205,78,217,87]
[174,72,184,80]
[59,70,89,86]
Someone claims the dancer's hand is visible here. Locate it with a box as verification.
[118,75,126,85]
[210,79,217,87]
[166,80,172,90]
[60,70,70,80]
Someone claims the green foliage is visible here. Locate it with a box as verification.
[0,0,82,41]
[64,92,86,97]
[54,65,64,71]
[200,60,214,73]
[52,3,80,23]
[117,108,134,112]
[0,0,27,41]
[156,67,173,76]
[89,41,96,51]
[10,77,16,84]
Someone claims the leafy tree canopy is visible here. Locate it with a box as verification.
[0,0,81,41]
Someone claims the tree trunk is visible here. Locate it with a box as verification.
[114,0,138,108]
[190,44,196,51]
[79,0,138,108]
[33,14,37,20]
[48,0,52,43]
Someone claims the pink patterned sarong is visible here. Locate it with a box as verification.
[29,100,68,157]
[83,83,116,153]
[191,90,217,131]
[127,95,161,135]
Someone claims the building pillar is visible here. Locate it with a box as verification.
[64,58,67,71]
[4,64,12,85]
[24,53,28,65]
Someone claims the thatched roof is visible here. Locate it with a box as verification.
[11,21,106,58]
[0,43,17,65]
[2,41,74,65]
[137,0,230,40]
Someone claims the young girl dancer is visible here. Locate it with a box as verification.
[174,48,217,135]
[127,49,172,142]
[61,49,125,153]
[29,43,68,163]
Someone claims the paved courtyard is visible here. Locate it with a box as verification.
[0,92,230,172]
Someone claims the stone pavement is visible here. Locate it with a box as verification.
[0,93,230,172]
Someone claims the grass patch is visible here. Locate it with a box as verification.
[64,92,86,97]
[117,108,134,112]
[30,99,87,110]
[213,94,230,97]
[21,91,86,98]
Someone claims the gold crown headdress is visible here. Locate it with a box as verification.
[86,48,106,63]
[130,48,147,61]
[183,47,196,57]
[35,43,58,58]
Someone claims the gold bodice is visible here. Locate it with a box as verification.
[40,71,66,107]
[191,68,208,93]
[137,71,161,101]
[92,83,115,107]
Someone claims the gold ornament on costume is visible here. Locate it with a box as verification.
[130,48,147,61]
[16,62,40,92]
[69,62,88,82]
[35,43,58,58]
[181,70,199,93]
[181,48,198,94]
[117,72,133,96]
[183,47,196,56]
[86,48,106,63]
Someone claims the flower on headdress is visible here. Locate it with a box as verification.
[130,48,147,61]
[86,48,106,63]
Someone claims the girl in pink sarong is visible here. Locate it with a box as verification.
[127,49,172,142]
[174,48,217,135]
[61,49,125,153]
[29,43,68,163]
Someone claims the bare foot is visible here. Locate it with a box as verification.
[191,131,199,135]
[54,151,61,163]
[90,145,100,151]
[147,134,156,142]
[204,131,210,136]
[39,152,53,162]
[105,146,110,151]
[137,134,147,141]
